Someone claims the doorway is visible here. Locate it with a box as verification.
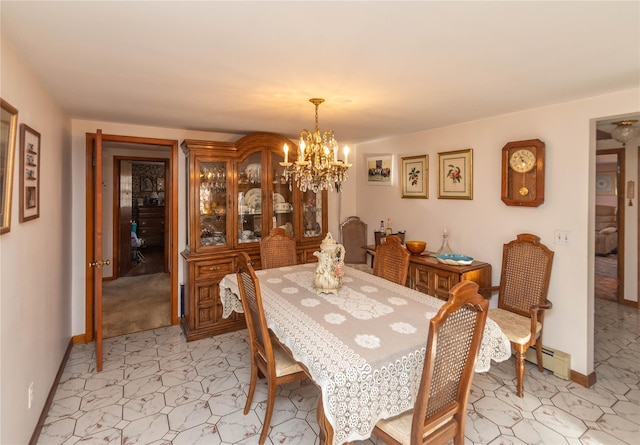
[595,149,625,303]
[85,134,179,342]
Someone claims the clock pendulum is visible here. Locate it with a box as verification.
[519,160,529,196]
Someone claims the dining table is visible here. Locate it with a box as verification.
[220,263,511,445]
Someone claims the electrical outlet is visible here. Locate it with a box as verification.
[554,230,570,245]
[28,382,34,409]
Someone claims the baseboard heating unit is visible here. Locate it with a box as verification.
[525,346,571,380]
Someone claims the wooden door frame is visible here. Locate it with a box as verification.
[596,148,625,304]
[85,134,179,341]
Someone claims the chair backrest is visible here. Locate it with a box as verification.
[237,252,275,373]
[498,233,554,318]
[373,235,410,285]
[260,227,297,269]
[411,281,489,444]
[340,216,368,264]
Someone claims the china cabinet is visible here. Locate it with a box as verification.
[180,133,328,341]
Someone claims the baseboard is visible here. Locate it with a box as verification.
[72,333,87,344]
[571,369,597,388]
[29,338,74,445]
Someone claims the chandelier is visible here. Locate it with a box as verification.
[280,98,351,193]
[611,119,638,146]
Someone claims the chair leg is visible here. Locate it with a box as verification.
[514,346,526,397]
[259,380,277,445]
[244,364,258,415]
[535,337,544,372]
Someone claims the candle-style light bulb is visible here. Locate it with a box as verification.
[299,140,305,160]
[344,145,349,164]
[283,144,289,163]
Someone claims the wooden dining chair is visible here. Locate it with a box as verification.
[372,281,489,445]
[259,227,298,269]
[486,233,554,397]
[340,216,368,264]
[236,252,308,445]
[373,234,410,285]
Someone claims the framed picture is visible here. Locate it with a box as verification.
[156,177,165,192]
[367,155,393,186]
[20,124,41,222]
[401,155,428,198]
[596,172,617,195]
[1,99,18,234]
[142,177,154,191]
[438,148,473,200]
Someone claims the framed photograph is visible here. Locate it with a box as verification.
[438,148,473,199]
[20,124,41,222]
[596,172,617,195]
[401,155,428,198]
[1,99,18,234]
[367,155,393,186]
[156,177,165,192]
[142,177,154,191]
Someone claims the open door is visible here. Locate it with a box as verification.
[89,129,106,372]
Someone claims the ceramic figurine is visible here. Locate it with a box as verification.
[313,232,346,294]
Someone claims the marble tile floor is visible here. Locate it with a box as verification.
[37,298,639,445]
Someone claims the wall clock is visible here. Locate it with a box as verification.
[501,139,545,207]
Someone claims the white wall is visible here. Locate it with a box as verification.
[0,38,72,444]
[353,89,640,377]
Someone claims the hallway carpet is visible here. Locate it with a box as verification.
[595,254,617,302]
[102,272,171,338]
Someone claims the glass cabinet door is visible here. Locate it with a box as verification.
[198,160,228,248]
[237,152,262,244]
[271,152,295,238]
[302,190,323,238]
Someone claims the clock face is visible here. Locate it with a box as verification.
[509,149,536,173]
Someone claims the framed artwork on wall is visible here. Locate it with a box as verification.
[438,148,473,200]
[367,155,393,186]
[1,99,18,234]
[20,124,41,222]
[401,155,428,198]
[596,172,617,195]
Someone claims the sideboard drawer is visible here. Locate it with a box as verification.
[194,258,235,280]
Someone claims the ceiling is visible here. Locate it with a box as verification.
[1,1,639,144]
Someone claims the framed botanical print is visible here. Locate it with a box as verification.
[401,155,428,198]
[20,124,41,222]
[438,148,473,199]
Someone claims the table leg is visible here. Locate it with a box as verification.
[316,396,334,445]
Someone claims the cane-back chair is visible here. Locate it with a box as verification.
[236,253,307,444]
[260,227,297,269]
[373,235,410,285]
[372,281,489,445]
[340,216,368,264]
[487,233,554,397]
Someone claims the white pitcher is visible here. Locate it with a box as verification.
[313,232,346,294]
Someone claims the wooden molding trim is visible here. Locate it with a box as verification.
[570,369,597,388]
[72,334,87,344]
[29,338,74,445]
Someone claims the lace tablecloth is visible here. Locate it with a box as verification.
[220,264,510,444]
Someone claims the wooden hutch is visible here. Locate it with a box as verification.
[180,133,328,341]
